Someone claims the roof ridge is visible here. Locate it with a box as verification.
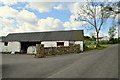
[8,30,83,35]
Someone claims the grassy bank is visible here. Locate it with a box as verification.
[84,44,112,51]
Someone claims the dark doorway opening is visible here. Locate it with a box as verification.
[57,42,64,47]
[20,42,41,54]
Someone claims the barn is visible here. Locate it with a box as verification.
[1,30,84,54]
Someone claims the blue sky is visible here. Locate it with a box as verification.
[9,2,72,22]
[0,1,118,38]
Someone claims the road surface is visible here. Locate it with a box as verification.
[0,53,2,79]
[2,44,118,78]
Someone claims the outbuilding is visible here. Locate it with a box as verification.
[1,30,84,54]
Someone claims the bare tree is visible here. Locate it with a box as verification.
[104,2,120,15]
[75,2,113,47]
[104,2,120,25]
[104,2,120,39]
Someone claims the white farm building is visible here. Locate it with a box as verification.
[1,30,84,54]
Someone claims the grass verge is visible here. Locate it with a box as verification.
[84,44,112,51]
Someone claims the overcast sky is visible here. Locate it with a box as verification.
[0,1,119,38]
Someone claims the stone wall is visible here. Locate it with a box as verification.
[35,44,81,58]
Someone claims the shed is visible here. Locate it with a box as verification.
[2,30,84,53]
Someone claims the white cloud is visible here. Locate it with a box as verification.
[0,17,65,36]
[0,17,17,35]
[15,10,39,33]
[0,4,65,36]
[17,10,38,24]
[0,0,17,5]
[0,25,15,36]
[26,2,67,12]
[69,2,104,20]
[0,6,18,18]
[64,21,80,30]
[26,2,53,13]
[0,18,15,35]
[0,7,40,35]
[64,15,87,30]
[0,18,15,27]
[69,2,81,14]
[15,22,38,33]
[15,17,64,33]
[38,17,64,31]
[0,3,91,36]
[62,2,88,30]
[54,4,64,10]
[0,3,95,36]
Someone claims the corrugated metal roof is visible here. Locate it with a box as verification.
[2,30,84,42]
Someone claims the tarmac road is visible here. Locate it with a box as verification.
[2,44,118,78]
[0,53,2,79]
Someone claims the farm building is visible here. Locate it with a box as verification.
[1,30,84,54]
[95,36,110,41]
[99,36,109,41]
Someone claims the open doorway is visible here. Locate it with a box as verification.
[20,42,41,54]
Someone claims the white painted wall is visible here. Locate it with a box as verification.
[41,41,84,51]
[41,41,69,47]
[0,40,84,53]
[41,41,57,47]
[75,41,84,51]
[0,42,20,52]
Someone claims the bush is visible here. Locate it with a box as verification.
[100,38,119,44]
[108,38,118,44]
[118,38,120,44]
[99,41,109,44]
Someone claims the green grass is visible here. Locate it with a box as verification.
[87,44,96,48]
[84,40,96,43]
[84,44,112,51]
[96,45,108,50]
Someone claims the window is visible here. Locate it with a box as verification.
[4,42,8,46]
[57,42,64,47]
